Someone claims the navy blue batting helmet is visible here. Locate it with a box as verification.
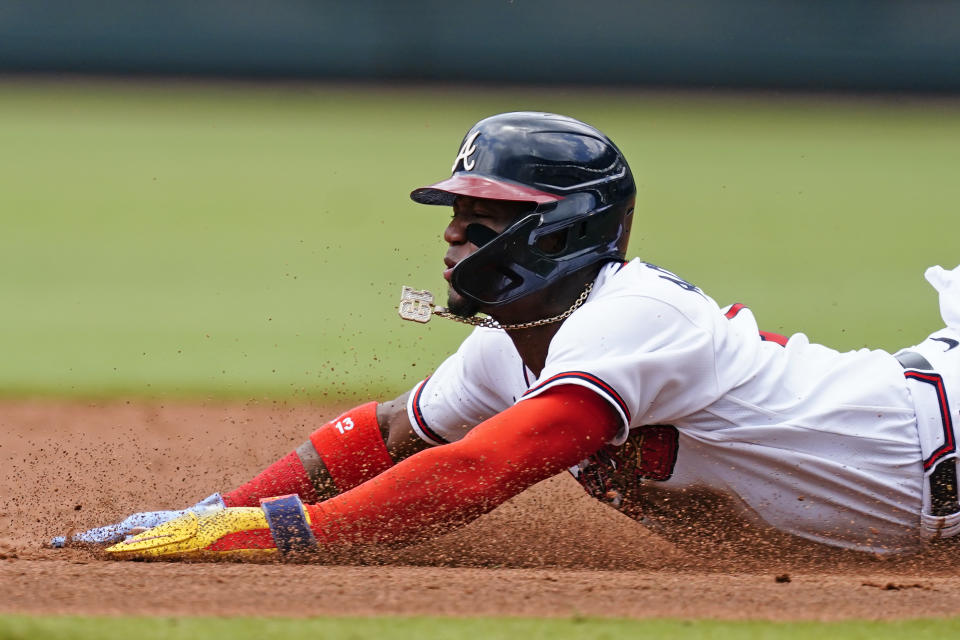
[411,112,636,307]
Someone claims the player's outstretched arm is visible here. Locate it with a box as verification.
[51,393,428,548]
[105,385,619,559]
[307,385,619,546]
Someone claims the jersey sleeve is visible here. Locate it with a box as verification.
[521,293,720,445]
[406,327,524,445]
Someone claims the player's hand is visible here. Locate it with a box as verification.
[104,494,316,560]
[50,493,226,548]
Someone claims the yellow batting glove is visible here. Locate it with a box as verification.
[105,495,316,560]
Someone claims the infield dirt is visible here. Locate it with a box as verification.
[3,399,960,620]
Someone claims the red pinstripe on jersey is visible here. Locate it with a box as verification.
[522,371,631,423]
[725,302,746,319]
[905,370,956,470]
[410,377,449,445]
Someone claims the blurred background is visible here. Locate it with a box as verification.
[1,0,959,402]
[3,0,960,91]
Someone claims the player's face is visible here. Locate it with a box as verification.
[442,196,532,317]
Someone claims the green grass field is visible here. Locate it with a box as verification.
[2,615,960,640]
[2,81,959,401]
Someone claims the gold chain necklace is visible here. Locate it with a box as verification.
[399,282,593,332]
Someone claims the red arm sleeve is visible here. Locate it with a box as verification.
[304,384,619,546]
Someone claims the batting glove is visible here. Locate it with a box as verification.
[50,493,226,548]
[104,494,317,560]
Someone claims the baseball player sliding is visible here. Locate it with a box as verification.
[55,112,960,559]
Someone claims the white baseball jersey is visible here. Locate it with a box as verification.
[406,259,960,554]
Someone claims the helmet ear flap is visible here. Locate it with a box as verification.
[530,197,624,263]
[533,228,568,256]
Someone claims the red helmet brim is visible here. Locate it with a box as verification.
[410,174,563,206]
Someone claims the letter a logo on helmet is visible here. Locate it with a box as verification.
[411,112,636,308]
[451,131,481,172]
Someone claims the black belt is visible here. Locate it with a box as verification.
[896,351,960,517]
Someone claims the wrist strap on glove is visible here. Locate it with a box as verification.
[260,494,317,555]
